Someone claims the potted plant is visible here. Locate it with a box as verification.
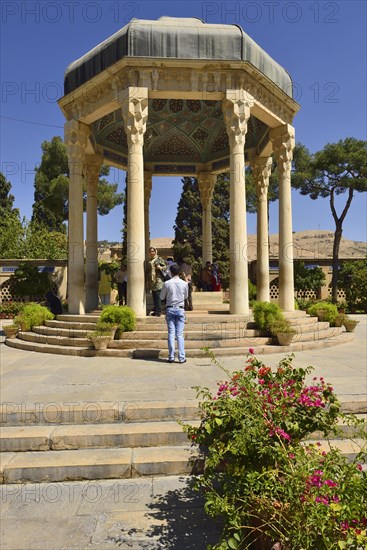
[342,316,359,333]
[87,322,116,350]
[3,324,19,339]
[99,305,136,338]
[182,351,367,550]
[270,317,297,346]
[333,313,346,327]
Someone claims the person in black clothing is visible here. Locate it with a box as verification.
[45,291,63,315]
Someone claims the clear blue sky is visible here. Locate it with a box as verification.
[1,0,366,243]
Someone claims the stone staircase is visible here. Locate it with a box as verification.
[1,399,365,484]
[5,304,355,358]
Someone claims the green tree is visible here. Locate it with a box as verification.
[0,173,24,258]
[173,175,231,289]
[11,261,52,298]
[292,138,367,303]
[23,222,67,259]
[32,137,124,232]
[338,259,367,311]
[293,261,326,297]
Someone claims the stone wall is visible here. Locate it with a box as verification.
[0,260,67,304]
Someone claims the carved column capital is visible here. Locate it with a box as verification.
[119,87,148,146]
[64,120,90,165]
[84,153,103,179]
[223,89,254,149]
[270,125,295,175]
[198,172,214,210]
[252,157,272,201]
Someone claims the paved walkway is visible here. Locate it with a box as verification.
[0,315,366,549]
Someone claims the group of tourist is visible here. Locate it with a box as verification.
[199,261,222,292]
[92,247,222,364]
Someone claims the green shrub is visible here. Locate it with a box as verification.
[308,301,338,324]
[99,305,136,338]
[252,301,283,331]
[15,303,54,331]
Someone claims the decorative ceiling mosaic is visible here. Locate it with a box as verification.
[91,99,269,166]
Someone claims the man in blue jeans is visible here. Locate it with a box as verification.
[160,264,189,364]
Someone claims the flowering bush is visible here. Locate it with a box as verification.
[0,301,24,317]
[183,352,366,549]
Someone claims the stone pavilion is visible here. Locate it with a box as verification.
[58,16,300,316]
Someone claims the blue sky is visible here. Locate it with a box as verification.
[1,0,366,243]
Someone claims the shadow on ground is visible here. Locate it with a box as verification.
[107,477,223,549]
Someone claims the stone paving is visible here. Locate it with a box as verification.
[0,315,366,549]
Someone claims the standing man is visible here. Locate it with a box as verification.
[145,247,166,317]
[160,264,188,364]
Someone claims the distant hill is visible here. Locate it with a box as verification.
[259,230,367,262]
[99,231,366,262]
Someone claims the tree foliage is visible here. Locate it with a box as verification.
[32,137,124,232]
[173,175,231,289]
[338,259,367,311]
[0,173,25,258]
[11,262,52,297]
[293,261,326,295]
[292,138,367,302]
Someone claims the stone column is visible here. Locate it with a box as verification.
[270,124,295,311]
[120,87,148,317]
[198,171,215,264]
[253,156,272,302]
[85,153,103,312]
[65,120,90,314]
[223,90,253,315]
[144,172,152,258]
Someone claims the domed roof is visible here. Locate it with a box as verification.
[64,16,293,96]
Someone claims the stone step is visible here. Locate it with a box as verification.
[5,338,95,356]
[2,417,364,453]
[35,325,268,340]
[46,320,99,330]
[0,400,201,426]
[6,331,355,358]
[56,314,100,323]
[0,446,202,483]
[2,397,365,427]
[0,421,201,452]
[305,439,366,461]
[17,325,342,350]
[1,439,363,484]
[18,332,92,348]
[34,326,90,338]
[190,292,224,304]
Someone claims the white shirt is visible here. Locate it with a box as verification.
[160,276,188,307]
